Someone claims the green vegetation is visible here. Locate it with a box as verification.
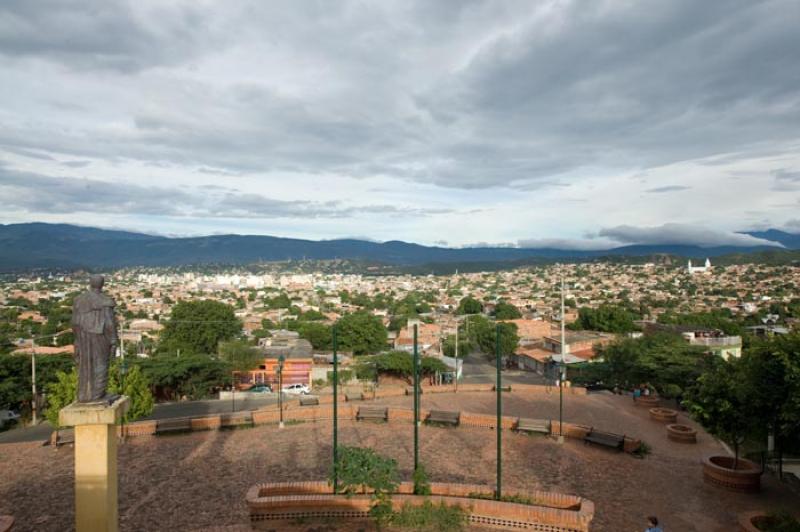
[44,368,77,428]
[138,354,232,401]
[335,311,388,355]
[685,333,800,461]
[390,500,467,531]
[493,301,521,320]
[158,300,241,355]
[569,303,640,334]
[462,316,518,361]
[0,353,73,412]
[590,333,709,398]
[456,296,482,315]
[218,340,262,373]
[108,362,155,423]
[657,309,743,336]
[354,351,449,382]
[331,446,399,526]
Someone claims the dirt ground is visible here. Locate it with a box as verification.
[0,391,797,531]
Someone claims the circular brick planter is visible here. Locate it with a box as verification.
[666,424,697,443]
[635,395,660,408]
[0,516,13,532]
[649,407,678,423]
[738,511,772,531]
[702,455,761,493]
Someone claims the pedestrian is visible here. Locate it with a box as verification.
[643,386,651,397]
[645,515,663,532]
[633,386,641,402]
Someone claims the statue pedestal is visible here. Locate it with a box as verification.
[60,397,129,532]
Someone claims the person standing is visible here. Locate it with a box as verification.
[645,516,663,532]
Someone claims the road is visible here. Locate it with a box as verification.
[459,350,549,386]
[0,394,280,445]
[0,356,545,445]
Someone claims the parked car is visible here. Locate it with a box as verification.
[0,409,20,429]
[282,383,310,395]
[248,384,272,393]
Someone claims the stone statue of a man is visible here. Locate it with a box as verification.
[72,275,118,403]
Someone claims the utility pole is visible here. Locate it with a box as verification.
[278,355,285,428]
[332,325,338,493]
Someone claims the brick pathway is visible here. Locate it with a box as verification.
[0,391,796,531]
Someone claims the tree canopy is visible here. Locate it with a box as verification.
[456,296,482,315]
[569,303,640,334]
[336,311,388,355]
[158,300,241,355]
[493,301,521,320]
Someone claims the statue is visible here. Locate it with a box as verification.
[72,275,118,403]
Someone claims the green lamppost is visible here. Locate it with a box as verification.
[332,325,339,493]
[278,354,285,429]
[119,357,128,441]
[495,324,502,500]
[413,324,419,474]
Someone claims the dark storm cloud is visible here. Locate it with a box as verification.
[0,168,453,219]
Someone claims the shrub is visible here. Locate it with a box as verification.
[390,500,468,531]
[413,464,431,495]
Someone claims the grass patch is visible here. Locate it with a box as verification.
[632,441,651,458]
[390,500,468,531]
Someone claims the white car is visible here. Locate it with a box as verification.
[282,383,310,395]
[0,409,20,428]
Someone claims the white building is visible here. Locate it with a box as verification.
[687,258,712,275]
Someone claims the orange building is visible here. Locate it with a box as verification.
[234,356,313,389]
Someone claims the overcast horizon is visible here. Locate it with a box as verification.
[1,1,800,250]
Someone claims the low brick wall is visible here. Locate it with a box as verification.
[113,386,642,454]
[247,481,594,531]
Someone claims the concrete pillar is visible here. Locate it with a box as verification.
[60,397,129,532]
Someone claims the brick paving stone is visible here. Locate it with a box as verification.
[0,391,797,531]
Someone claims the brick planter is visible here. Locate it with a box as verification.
[702,455,761,493]
[247,481,594,531]
[0,515,14,532]
[634,395,660,408]
[666,424,697,443]
[649,407,678,423]
[738,511,772,532]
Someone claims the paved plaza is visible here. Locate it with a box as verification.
[0,391,797,531]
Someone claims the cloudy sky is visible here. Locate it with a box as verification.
[1,0,799,249]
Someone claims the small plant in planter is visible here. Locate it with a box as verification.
[330,446,399,528]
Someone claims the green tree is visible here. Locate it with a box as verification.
[139,354,232,401]
[569,303,640,333]
[685,357,756,466]
[296,321,333,350]
[158,300,241,355]
[466,316,518,360]
[44,368,77,428]
[337,311,388,355]
[109,363,154,422]
[456,296,482,315]
[219,340,262,372]
[493,301,521,320]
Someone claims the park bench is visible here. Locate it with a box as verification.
[426,410,460,426]
[299,395,319,406]
[584,428,625,451]
[516,418,551,435]
[356,405,388,422]
[156,417,191,433]
[345,392,364,402]
[493,385,512,392]
[405,387,423,396]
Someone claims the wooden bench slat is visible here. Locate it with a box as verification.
[516,418,550,434]
[356,405,388,421]
[584,428,625,451]
[299,395,319,406]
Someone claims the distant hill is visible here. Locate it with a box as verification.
[742,229,800,250]
[0,222,793,271]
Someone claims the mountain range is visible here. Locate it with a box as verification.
[0,223,798,272]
